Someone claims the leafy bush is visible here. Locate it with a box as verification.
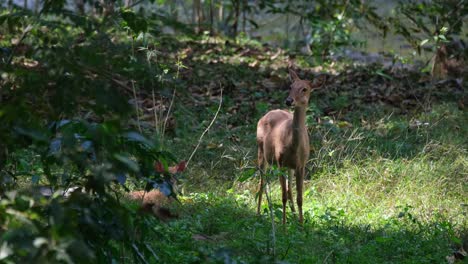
[0,6,181,263]
[259,0,383,58]
[388,0,467,55]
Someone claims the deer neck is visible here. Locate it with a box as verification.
[292,105,307,147]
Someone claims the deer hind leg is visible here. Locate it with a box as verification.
[279,174,288,225]
[287,169,296,213]
[296,167,305,224]
[257,145,265,215]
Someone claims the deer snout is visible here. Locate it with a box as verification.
[285,97,293,106]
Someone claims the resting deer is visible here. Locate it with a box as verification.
[128,161,186,221]
[257,69,323,224]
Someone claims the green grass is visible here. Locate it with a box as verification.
[151,101,467,263]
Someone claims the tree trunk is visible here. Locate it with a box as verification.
[200,0,205,25]
[24,0,27,10]
[177,0,189,24]
[285,12,289,48]
[299,17,311,54]
[101,0,114,17]
[218,2,223,21]
[232,0,240,38]
[75,0,85,15]
[0,143,6,177]
[170,0,178,20]
[209,0,214,35]
[432,44,448,79]
[193,0,201,33]
[34,0,40,13]
[242,0,246,34]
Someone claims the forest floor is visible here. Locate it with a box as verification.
[1,9,467,262]
[128,36,467,263]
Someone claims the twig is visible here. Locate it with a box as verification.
[323,250,334,263]
[6,24,33,66]
[152,88,159,134]
[129,0,145,8]
[265,177,276,258]
[281,241,292,260]
[131,80,142,133]
[162,87,176,140]
[442,0,466,35]
[111,77,132,91]
[186,84,223,168]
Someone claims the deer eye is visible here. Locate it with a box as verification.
[302,88,308,92]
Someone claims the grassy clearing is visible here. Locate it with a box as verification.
[8,63,466,263]
[3,30,465,262]
[151,99,467,263]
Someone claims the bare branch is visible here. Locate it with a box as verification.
[186,84,223,168]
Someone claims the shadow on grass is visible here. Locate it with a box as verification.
[150,194,465,264]
[145,40,466,263]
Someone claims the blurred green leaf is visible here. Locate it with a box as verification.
[114,153,140,172]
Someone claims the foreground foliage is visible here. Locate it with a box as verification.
[0,7,180,263]
[1,2,467,264]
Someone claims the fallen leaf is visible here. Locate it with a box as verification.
[206,142,222,149]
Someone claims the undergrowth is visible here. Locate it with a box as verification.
[155,95,467,263]
[1,9,466,262]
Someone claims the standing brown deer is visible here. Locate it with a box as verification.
[257,69,323,224]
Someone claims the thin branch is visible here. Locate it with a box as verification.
[128,0,145,8]
[323,250,334,264]
[186,84,223,168]
[6,24,33,66]
[131,80,142,133]
[402,10,432,36]
[152,88,159,134]
[265,177,276,257]
[442,0,466,34]
[162,86,176,140]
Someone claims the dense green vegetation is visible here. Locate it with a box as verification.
[0,0,467,263]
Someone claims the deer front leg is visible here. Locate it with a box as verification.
[296,166,305,224]
[287,169,296,213]
[279,174,288,225]
[257,173,264,215]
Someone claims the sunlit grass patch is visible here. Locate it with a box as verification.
[165,100,467,262]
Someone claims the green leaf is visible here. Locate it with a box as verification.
[238,168,256,182]
[13,126,48,142]
[123,132,154,148]
[121,9,148,34]
[247,19,259,29]
[132,243,149,264]
[114,154,140,172]
[420,39,429,47]
[0,242,13,260]
[31,175,40,184]
[449,236,462,245]
[375,70,394,80]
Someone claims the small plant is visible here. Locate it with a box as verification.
[388,0,468,78]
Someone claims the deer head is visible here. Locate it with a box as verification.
[285,69,325,107]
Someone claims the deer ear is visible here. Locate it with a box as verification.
[289,69,300,82]
[311,75,326,88]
